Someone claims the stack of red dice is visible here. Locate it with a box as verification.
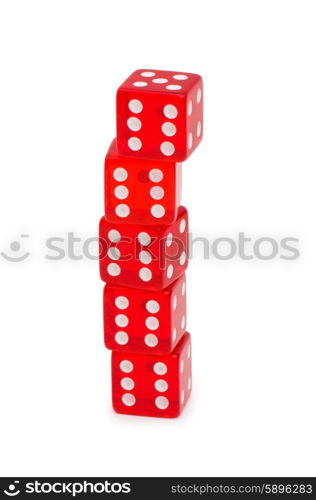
[99,69,203,418]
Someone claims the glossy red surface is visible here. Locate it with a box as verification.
[112,332,192,418]
[104,139,182,225]
[99,206,188,290]
[116,69,203,162]
[104,275,186,354]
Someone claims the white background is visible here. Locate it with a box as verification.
[0,0,315,477]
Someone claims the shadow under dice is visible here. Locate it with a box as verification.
[99,206,188,291]
[112,332,192,418]
[104,139,182,225]
[116,69,203,162]
[104,275,186,354]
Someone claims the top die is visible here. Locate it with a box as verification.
[116,69,203,162]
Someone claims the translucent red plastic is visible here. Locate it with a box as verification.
[104,139,182,225]
[116,69,203,162]
[99,206,188,291]
[99,68,203,419]
[103,274,186,355]
[112,332,192,418]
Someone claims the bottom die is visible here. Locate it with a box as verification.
[111,332,192,418]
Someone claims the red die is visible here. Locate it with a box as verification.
[99,206,188,291]
[116,69,203,162]
[112,332,192,418]
[104,275,186,354]
[104,139,182,225]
